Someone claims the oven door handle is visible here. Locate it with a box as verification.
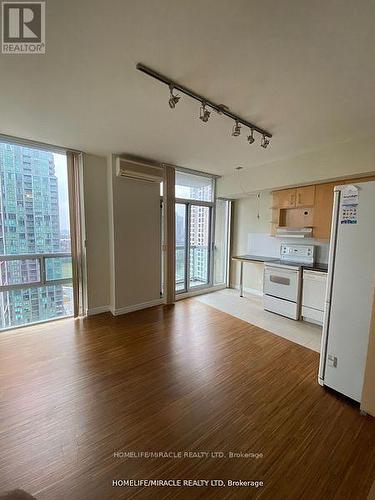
[269,275,291,285]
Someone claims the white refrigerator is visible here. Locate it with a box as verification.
[318,181,375,402]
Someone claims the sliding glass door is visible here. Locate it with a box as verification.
[175,202,212,293]
[174,170,214,294]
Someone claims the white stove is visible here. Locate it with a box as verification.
[263,244,315,320]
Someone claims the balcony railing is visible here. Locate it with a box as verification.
[175,245,209,287]
[0,253,72,292]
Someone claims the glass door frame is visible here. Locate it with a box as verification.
[212,197,232,288]
[175,197,214,295]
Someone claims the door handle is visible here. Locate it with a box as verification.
[270,275,290,285]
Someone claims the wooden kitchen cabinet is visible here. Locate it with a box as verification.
[313,177,375,239]
[274,188,296,208]
[271,177,375,240]
[313,182,336,240]
[296,185,315,207]
[344,176,375,184]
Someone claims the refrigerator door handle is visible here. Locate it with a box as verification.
[318,189,341,385]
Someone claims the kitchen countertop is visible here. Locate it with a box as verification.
[302,263,328,273]
[231,254,328,272]
[232,254,278,263]
[261,259,329,272]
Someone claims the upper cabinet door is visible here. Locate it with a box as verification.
[313,183,336,240]
[276,188,296,208]
[296,186,315,207]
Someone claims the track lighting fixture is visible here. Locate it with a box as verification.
[136,63,272,146]
[199,102,210,123]
[232,120,241,137]
[247,128,255,144]
[168,85,180,109]
[261,134,270,148]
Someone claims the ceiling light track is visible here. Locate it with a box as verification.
[136,63,272,142]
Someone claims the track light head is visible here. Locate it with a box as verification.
[247,129,255,144]
[199,102,211,123]
[232,120,241,137]
[261,134,270,148]
[168,85,180,109]
[216,104,229,115]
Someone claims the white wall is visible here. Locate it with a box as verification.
[83,154,111,314]
[82,153,163,316]
[231,193,271,293]
[218,136,375,198]
[107,155,162,314]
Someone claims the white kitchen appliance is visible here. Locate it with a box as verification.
[263,243,315,320]
[302,270,327,326]
[319,182,375,402]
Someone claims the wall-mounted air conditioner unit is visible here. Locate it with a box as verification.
[116,158,164,183]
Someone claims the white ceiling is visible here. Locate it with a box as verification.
[1,0,375,175]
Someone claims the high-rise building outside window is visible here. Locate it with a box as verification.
[0,141,73,330]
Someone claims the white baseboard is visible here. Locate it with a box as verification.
[87,305,110,316]
[231,284,264,297]
[112,298,164,316]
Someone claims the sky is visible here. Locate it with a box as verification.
[53,153,70,232]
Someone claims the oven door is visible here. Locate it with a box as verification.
[263,265,300,302]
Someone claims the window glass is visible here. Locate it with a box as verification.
[189,205,210,288]
[175,171,213,202]
[0,142,73,330]
[175,203,187,292]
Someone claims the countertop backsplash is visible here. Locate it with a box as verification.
[246,233,330,264]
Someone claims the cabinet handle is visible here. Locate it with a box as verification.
[298,193,301,204]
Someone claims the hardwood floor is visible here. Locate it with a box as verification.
[0,299,374,500]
